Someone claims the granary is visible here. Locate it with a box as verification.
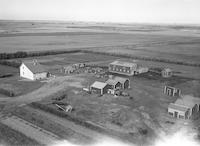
[20,60,48,80]
[164,86,181,97]
[109,60,138,76]
[162,68,173,78]
[168,95,200,119]
[90,81,109,95]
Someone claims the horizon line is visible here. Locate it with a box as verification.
[0,19,200,26]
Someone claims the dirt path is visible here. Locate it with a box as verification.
[0,75,85,110]
[0,115,60,145]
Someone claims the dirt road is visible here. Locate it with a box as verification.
[0,115,60,145]
[0,75,85,110]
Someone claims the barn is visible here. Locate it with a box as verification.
[109,60,137,76]
[20,60,48,80]
[90,81,109,95]
[114,76,130,89]
[106,79,122,90]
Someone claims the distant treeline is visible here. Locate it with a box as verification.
[0,50,80,60]
[0,49,200,68]
[0,50,81,68]
[81,50,200,67]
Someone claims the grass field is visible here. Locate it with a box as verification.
[0,122,40,146]
[0,65,18,75]
[0,20,200,145]
[0,20,200,65]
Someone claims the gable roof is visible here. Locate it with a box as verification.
[106,79,120,86]
[162,68,172,72]
[110,60,137,68]
[22,61,47,74]
[174,95,200,109]
[91,81,107,89]
[114,76,129,84]
[168,103,189,112]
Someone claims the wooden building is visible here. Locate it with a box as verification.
[164,86,181,97]
[168,95,200,119]
[109,60,137,76]
[20,60,48,80]
[162,68,173,78]
[90,81,109,95]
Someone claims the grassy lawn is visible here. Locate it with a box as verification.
[0,76,44,97]
[0,65,18,76]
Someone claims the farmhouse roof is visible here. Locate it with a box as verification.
[168,103,189,112]
[22,61,47,74]
[110,60,137,68]
[91,81,107,89]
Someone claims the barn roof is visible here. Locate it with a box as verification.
[168,103,189,112]
[114,76,129,84]
[22,61,47,74]
[106,79,120,86]
[91,81,107,89]
[110,60,137,68]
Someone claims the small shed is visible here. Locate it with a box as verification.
[168,103,189,119]
[90,81,109,95]
[162,68,173,78]
[168,95,200,119]
[164,86,181,97]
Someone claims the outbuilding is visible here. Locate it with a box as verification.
[20,60,48,80]
[162,68,173,78]
[168,95,200,119]
[106,79,122,90]
[109,60,138,76]
[114,76,130,89]
[164,86,181,97]
[90,81,109,95]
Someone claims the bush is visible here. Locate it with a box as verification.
[0,88,15,97]
[138,128,148,135]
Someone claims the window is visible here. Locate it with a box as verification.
[179,115,184,119]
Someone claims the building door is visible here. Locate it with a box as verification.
[174,111,178,118]
[124,80,129,89]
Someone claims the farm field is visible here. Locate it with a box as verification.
[0,20,200,65]
[0,122,40,146]
[0,20,200,146]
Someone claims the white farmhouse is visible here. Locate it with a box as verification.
[20,60,48,80]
